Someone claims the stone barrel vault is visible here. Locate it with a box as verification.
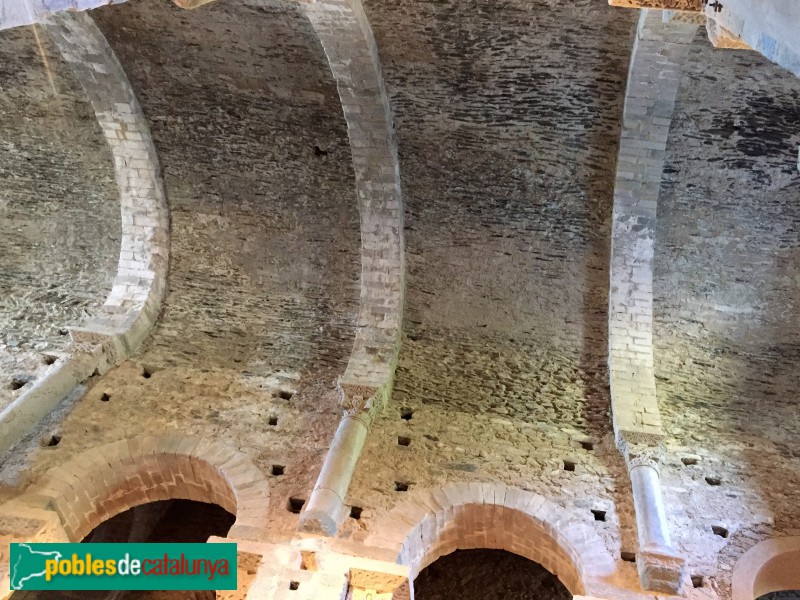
[0,12,169,457]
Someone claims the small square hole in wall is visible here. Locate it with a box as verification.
[712,525,728,538]
[691,575,705,588]
[395,481,410,492]
[275,390,293,401]
[350,506,363,520]
[287,498,305,514]
[41,435,61,448]
[142,367,153,379]
[300,551,317,572]
[563,460,576,472]
[43,355,57,366]
[580,439,595,451]
[268,416,278,426]
[621,551,636,563]
[397,436,411,447]
[100,393,111,402]
[401,407,414,421]
[58,328,69,336]
[591,509,606,522]
[9,378,27,391]
[271,465,285,476]
[705,476,721,486]
[289,581,299,591]
[682,457,698,466]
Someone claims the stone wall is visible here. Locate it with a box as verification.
[0,0,362,540]
[653,30,800,596]
[0,0,798,596]
[0,26,119,410]
[345,0,639,569]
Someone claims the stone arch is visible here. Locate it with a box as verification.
[302,0,405,401]
[0,434,269,544]
[297,0,405,535]
[45,11,169,362]
[732,538,800,600]
[365,483,616,596]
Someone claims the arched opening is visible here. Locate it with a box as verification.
[414,549,572,600]
[371,484,616,597]
[732,538,800,600]
[13,499,235,600]
[82,499,235,544]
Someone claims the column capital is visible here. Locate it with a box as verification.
[338,380,379,426]
[617,432,665,473]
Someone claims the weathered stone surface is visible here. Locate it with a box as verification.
[0,26,119,411]
[0,0,361,539]
[610,0,703,11]
[345,0,639,571]
[0,0,798,596]
[706,18,751,50]
[0,0,127,30]
[701,0,800,77]
[654,28,800,597]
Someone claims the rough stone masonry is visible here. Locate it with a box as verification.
[0,0,798,598]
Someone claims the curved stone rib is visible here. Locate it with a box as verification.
[0,12,169,457]
[0,0,211,30]
[609,10,697,594]
[0,0,124,30]
[45,11,169,361]
[299,0,405,536]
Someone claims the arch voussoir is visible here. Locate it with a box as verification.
[0,434,268,548]
[370,483,616,596]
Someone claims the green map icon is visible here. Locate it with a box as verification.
[10,543,63,590]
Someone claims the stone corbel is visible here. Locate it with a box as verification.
[340,381,380,427]
[706,18,751,49]
[347,568,410,600]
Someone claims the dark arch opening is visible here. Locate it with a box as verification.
[413,549,572,600]
[14,499,235,600]
[757,593,800,600]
